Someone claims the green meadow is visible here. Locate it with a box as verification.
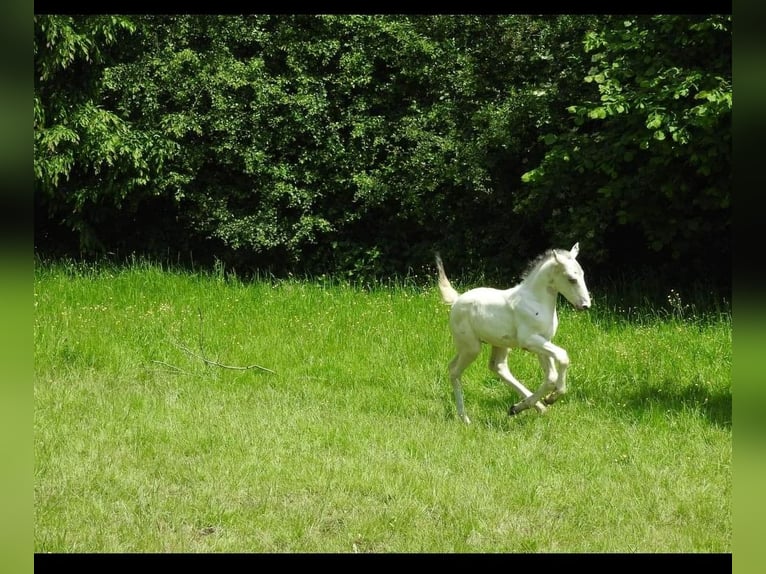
[34,261,731,552]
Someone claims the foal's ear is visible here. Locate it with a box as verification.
[570,242,580,259]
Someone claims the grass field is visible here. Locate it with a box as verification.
[34,260,731,552]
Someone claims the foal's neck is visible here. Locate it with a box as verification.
[519,258,559,304]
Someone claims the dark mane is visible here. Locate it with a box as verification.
[520,248,568,280]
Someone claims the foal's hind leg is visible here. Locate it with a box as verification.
[489,347,547,414]
[448,343,481,424]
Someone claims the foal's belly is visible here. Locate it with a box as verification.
[466,305,554,349]
[477,328,519,348]
[451,287,554,349]
[469,314,521,348]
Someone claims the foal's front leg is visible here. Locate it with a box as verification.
[489,347,547,413]
[538,354,566,405]
[509,337,569,415]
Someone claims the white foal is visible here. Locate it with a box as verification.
[436,244,591,423]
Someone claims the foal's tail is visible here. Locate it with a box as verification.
[435,253,460,306]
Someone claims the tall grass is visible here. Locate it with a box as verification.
[34,260,731,552]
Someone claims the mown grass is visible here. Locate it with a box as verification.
[34,260,731,552]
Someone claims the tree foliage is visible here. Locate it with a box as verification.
[34,15,166,250]
[34,15,730,290]
[521,15,731,279]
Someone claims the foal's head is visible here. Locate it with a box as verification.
[550,243,591,310]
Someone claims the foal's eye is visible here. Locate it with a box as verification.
[568,277,577,284]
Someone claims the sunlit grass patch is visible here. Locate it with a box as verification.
[34,261,731,552]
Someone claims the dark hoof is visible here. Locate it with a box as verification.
[508,405,520,416]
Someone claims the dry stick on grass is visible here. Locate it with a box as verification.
[150,359,195,376]
[152,308,276,375]
[172,340,276,374]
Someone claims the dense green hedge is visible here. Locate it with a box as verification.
[34,15,730,290]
